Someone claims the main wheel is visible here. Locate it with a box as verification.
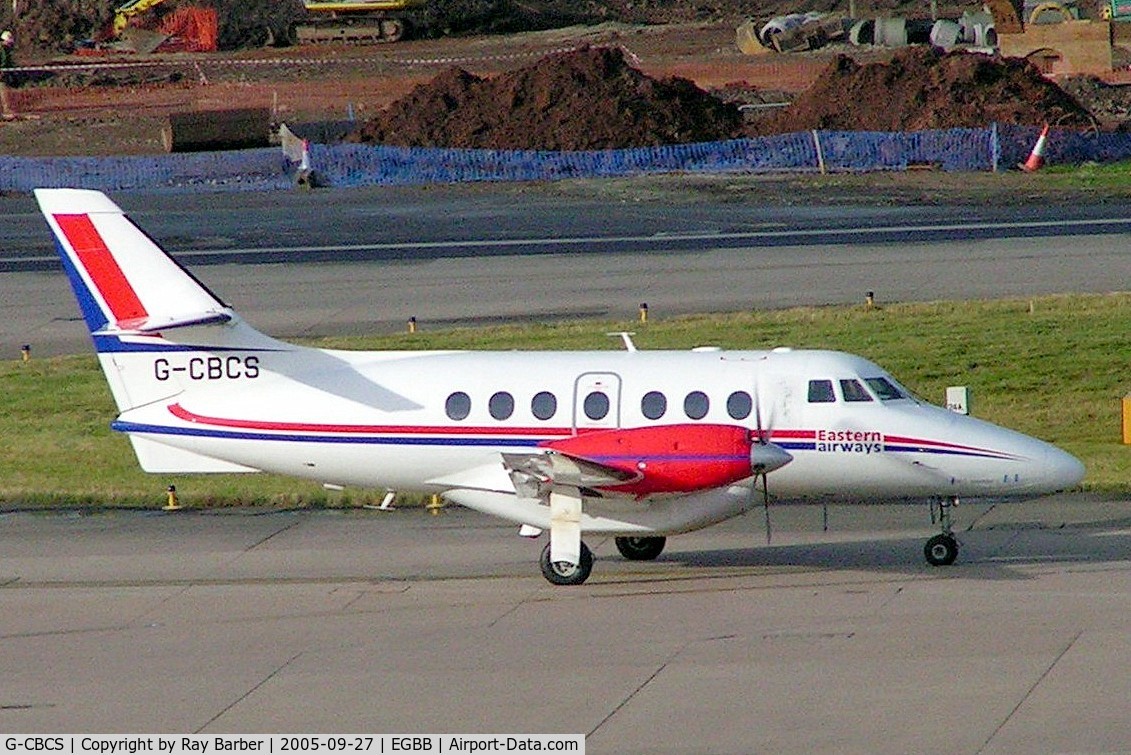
[615,536,666,561]
[539,541,594,586]
[924,534,958,566]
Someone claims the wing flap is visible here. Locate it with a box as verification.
[502,451,641,498]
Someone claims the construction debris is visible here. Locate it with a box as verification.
[162,107,271,152]
[996,1,1113,76]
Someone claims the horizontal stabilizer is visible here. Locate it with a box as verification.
[102,311,234,335]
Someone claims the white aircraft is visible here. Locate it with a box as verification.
[36,188,1085,585]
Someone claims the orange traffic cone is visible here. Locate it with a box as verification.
[1020,124,1050,172]
[299,139,311,173]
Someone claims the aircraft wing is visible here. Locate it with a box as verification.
[503,424,786,499]
[502,450,642,498]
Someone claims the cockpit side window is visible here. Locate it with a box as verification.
[808,379,836,403]
[840,379,874,402]
[865,377,906,401]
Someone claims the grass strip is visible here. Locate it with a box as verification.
[2,292,1127,509]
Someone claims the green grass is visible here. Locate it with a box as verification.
[2,292,1128,508]
[1040,160,1131,193]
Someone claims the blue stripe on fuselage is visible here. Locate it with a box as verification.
[112,421,544,447]
[111,423,1019,460]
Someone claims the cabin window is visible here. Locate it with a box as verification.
[531,391,557,420]
[684,391,709,420]
[584,391,610,420]
[808,379,836,403]
[865,377,906,401]
[445,391,471,421]
[641,391,667,420]
[489,391,514,420]
[726,391,752,420]
[840,379,874,402]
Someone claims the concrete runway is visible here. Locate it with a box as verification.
[3,186,1131,356]
[3,495,1131,753]
[5,232,1128,357]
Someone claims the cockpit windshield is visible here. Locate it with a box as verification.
[839,379,873,402]
[864,376,908,401]
[807,375,915,404]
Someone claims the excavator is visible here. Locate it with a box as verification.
[112,0,426,46]
[112,0,171,35]
[294,0,428,43]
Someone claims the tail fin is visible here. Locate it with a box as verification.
[36,188,285,403]
[37,189,287,474]
[37,189,239,342]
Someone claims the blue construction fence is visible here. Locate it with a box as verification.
[3,123,1130,193]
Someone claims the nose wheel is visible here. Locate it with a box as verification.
[923,496,960,566]
[924,533,959,566]
[540,541,593,585]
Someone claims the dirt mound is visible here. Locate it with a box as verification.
[752,47,1095,134]
[1058,75,1131,129]
[5,1,114,51]
[353,46,743,150]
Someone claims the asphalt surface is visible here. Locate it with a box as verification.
[2,183,1130,355]
[2,181,1129,749]
[2,496,1131,752]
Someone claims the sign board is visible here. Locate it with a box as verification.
[946,386,970,415]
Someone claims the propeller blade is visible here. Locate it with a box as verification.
[761,472,772,544]
[750,375,779,544]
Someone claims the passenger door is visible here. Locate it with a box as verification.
[572,372,622,433]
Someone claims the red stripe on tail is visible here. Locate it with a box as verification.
[54,214,147,325]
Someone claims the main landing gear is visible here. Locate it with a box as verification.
[537,536,667,585]
[924,496,960,566]
[614,536,667,561]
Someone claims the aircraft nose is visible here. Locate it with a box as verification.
[1041,444,1085,491]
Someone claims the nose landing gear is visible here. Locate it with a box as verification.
[540,541,593,585]
[924,496,960,566]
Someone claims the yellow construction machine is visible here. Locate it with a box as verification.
[112,0,170,35]
[295,0,427,43]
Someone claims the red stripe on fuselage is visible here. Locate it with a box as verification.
[168,403,574,437]
[54,214,147,324]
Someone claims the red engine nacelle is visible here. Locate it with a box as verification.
[541,424,756,496]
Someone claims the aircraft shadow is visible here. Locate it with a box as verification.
[645,520,1131,583]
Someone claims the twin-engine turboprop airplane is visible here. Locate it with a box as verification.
[35,188,1085,585]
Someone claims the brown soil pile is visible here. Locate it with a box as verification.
[752,47,1095,134]
[4,1,114,51]
[353,46,743,150]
